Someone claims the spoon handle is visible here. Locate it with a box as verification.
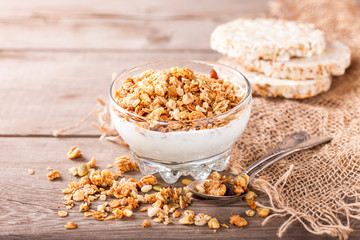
[245,135,333,179]
[244,131,308,176]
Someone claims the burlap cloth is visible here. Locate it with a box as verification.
[228,0,360,239]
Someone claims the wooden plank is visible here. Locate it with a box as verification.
[0,0,269,50]
[0,0,269,18]
[0,137,347,240]
[0,51,221,136]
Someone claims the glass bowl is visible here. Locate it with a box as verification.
[109,60,252,183]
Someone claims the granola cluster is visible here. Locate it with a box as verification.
[113,67,246,132]
[195,171,250,196]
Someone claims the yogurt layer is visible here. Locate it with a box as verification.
[110,104,251,163]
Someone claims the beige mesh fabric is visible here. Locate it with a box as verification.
[229,0,360,239]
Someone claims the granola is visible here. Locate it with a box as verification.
[257,208,270,218]
[58,151,267,232]
[194,171,250,196]
[208,218,220,229]
[230,214,248,227]
[47,170,60,181]
[28,169,35,175]
[194,213,211,226]
[113,67,245,132]
[58,210,68,217]
[179,210,195,225]
[142,219,150,228]
[87,157,96,168]
[113,156,138,173]
[64,222,77,229]
[67,146,82,159]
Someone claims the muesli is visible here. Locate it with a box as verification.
[113,67,245,132]
[54,148,269,231]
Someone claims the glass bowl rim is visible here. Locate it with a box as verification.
[109,59,252,125]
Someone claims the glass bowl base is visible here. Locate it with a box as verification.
[131,149,231,184]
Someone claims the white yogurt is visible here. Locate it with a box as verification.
[110,103,251,163]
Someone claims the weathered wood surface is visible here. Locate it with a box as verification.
[0,137,350,240]
[0,0,269,50]
[1,0,359,239]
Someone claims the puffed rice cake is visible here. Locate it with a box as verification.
[240,40,351,80]
[219,57,332,99]
[211,18,326,62]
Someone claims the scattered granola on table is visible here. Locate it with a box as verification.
[28,169,35,175]
[57,150,270,232]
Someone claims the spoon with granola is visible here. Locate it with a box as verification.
[188,131,332,201]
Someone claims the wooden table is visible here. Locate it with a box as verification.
[1,1,358,239]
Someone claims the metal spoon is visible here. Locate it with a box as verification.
[188,132,332,202]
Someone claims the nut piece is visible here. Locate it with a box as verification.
[147,206,160,218]
[77,163,89,177]
[47,170,60,181]
[58,210,68,217]
[172,210,181,218]
[68,167,78,176]
[64,222,77,229]
[181,179,192,186]
[245,191,258,201]
[140,175,157,186]
[113,156,138,173]
[230,214,248,227]
[142,219,150,228]
[141,185,153,193]
[123,209,133,217]
[152,184,163,192]
[221,223,229,229]
[245,210,255,217]
[195,184,206,193]
[208,218,220,229]
[84,212,93,217]
[87,157,96,168]
[257,208,270,218]
[247,200,257,210]
[179,210,195,225]
[210,69,219,79]
[194,213,211,226]
[79,201,90,212]
[28,169,35,175]
[67,146,82,159]
[72,190,85,201]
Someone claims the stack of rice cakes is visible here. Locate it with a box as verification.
[211,18,351,99]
